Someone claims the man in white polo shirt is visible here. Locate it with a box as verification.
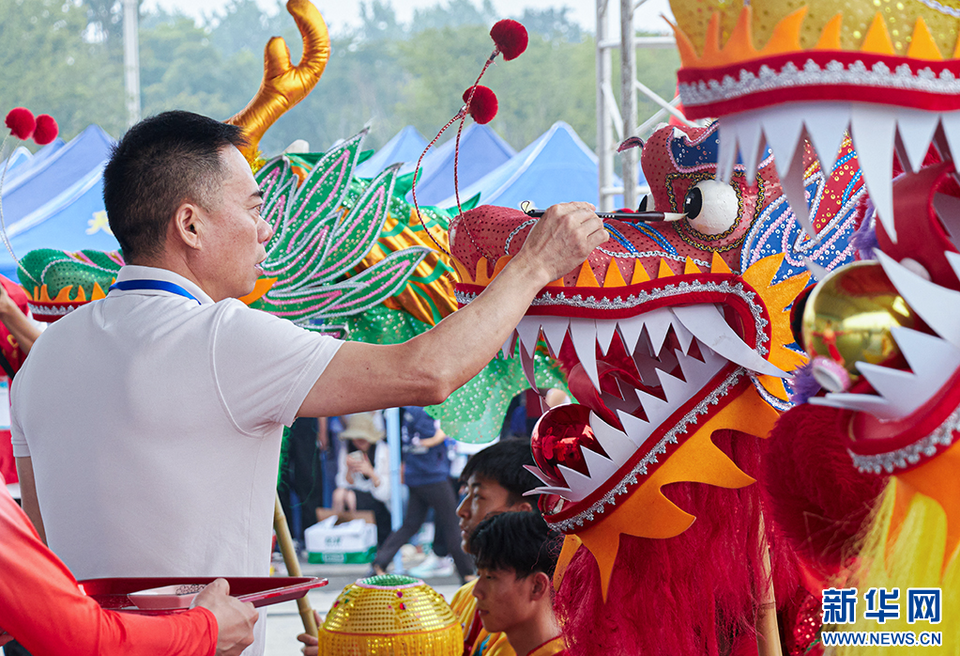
[10,111,607,655]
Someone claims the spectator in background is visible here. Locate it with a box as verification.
[470,512,567,656]
[278,417,327,546]
[371,407,472,581]
[0,278,39,500]
[332,412,392,547]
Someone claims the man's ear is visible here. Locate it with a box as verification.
[529,572,551,601]
[508,500,533,513]
[172,202,202,250]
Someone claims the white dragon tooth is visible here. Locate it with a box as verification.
[729,114,764,182]
[524,464,563,487]
[501,331,517,359]
[519,343,541,394]
[643,308,674,357]
[945,249,960,281]
[802,256,830,281]
[809,393,907,421]
[596,318,618,355]
[516,319,541,360]
[851,104,898,242]
[760,105,805,182]
[579,445,618,481]
[539,316,570,357]
[654,366,689,406]
[589,411,638,464]
[675,342,725,390]
[617,316,645,355]
[876,249,960,350]
[933,194,960,248]
[616,409,656,451]
[802,101,850,176]
[570,319,601,392]
[671,314,695,354]
[554,464,598,502]
[940,112,960,169]
[525,485,574,498]
[896,110,940,174]
[855,362,932,420]
[670,305,787,377]
[716,120,738,184]
[778,145,816,239]
[634,387,675,431]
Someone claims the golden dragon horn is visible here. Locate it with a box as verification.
[225,0,330,164]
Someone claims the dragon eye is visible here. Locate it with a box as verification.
[682,179,738,235]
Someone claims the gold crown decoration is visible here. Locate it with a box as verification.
[317,575,462,655]
[671,0,960,245]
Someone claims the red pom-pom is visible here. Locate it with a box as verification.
[463,86,498,125]
[490,19,528,61]
[32,115,58,145]
[5,108,36,140]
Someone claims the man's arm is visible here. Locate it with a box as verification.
[0,284,40,355]
[299,203,606,417]
[15,456,45,544]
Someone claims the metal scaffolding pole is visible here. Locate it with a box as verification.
[596,0,615,212]
[123,0,141,128]
[619,0,637,212]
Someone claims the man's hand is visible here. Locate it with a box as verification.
[514,202,608,288]
[192,579,258,656]
[297,610,322,655]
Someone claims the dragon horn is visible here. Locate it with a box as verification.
[225,0,330,165]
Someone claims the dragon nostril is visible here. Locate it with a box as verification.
[683,187,702,219]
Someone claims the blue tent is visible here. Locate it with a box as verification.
[440,122,625,210]
[0,125,119,280]
[403,124,516,207]
[355,125,427,178]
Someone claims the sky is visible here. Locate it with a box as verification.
[140,0,676,35]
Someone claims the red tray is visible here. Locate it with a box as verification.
[79,577,327,614]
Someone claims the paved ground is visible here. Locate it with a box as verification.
[264,557,463,655]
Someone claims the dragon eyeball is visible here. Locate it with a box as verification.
[683,179,738,235]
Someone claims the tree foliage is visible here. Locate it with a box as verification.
[0,0,681,158]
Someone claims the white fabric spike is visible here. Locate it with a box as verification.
[539,316,569,357]
[676,343,726,389]
[634,387,675,430]
[500,332,516,359]
[760,105,806,180]
[851,104,898,242]
[716,121,739,183]
[944,248,960,281]
[590,412,638,464]
[617,316,645,355]
[554,464,597,502]
[730,114,765,182]
[855,363,928,419]
[516,319,540,359]
[896,110,940,174]
[809,393,906,421]
[876,249,960,349]
[596,318,618,355]
[670,305,787,377]
[617,409,656,450]
[802,102,850,176]
[933,194,960,247]
[643,308,674,356]
[655,367,691,408]
[519,343,541,394]
[526,485,574,498]
[570,319,601,392]
[779,145,815,238]
[671,314,695,354]
[802,256,829,281]
[579,446,618,480]
[940,112,960,168]
[524,464,563,487]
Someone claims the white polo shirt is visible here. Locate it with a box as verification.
[11,264,341,579]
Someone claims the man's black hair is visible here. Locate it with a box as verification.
[470,511,562,579]
[459,437,538,506]
[102,110,248,262]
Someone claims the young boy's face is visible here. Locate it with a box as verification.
[456,474,530,553]
[471,566,536,634]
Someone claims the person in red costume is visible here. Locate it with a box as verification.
[0,477,258,656]
[0,277,39,491]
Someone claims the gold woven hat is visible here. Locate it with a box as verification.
[318,574,462,655]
